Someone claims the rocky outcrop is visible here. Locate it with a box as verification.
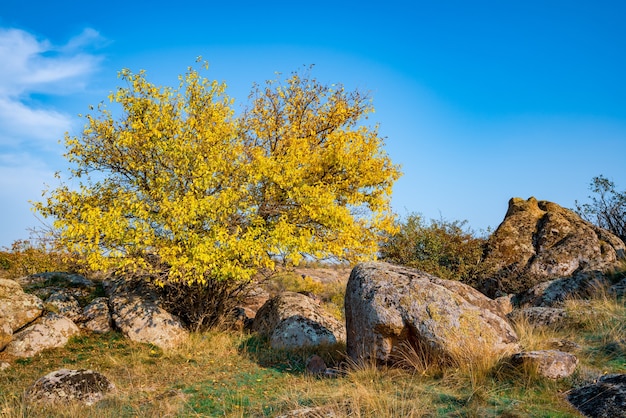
[0,278,44,331]
[18,272,96,303]
[27,369,115,405]
[5,313,80,358]
[252,292,345,350]
[344,262,519,366]
[106,277,188,349]
[567,374,626,418]
[45,290,82,322]
[510,350,578,379]
[514,270,607,308]
[480,197,625,297]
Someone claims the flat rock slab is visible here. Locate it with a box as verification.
[567,374,626,418]
[27,369,115,405]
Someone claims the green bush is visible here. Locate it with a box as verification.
[379,213,487,282]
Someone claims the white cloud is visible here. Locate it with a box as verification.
[0,27,103,96]
[0,97,70,146]
[0,26,105,246]
[0,27,104,150]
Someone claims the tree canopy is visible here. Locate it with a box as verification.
[35,64,400,286]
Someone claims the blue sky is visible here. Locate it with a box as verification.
[1,1,625,248]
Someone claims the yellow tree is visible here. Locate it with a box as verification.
[35,64,400,324]
[240,68,400,265]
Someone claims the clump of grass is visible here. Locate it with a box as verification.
[563,287,625,374]
[509,313,563,352]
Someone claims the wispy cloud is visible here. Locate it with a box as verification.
[0,26,105,245]
[0,27,105,150]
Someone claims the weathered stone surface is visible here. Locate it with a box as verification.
[252,292,345,350]
[270,315,339,349]
[239,285,270,320]
[106,277,188,349]
[494,295,514,316]
[345,262,519,365]
[0,321,12,351]
[27,369,115,405]
[0,278,43,332]
[5,313,80,358]
[480,197,626,297]
[567,374,626,418]
[78,297,112,333]
[45,290,82,322]
[429,275,512,318]
[514,270,607,308]
[508,307,568,327]
[510,350,578,379]
[20,272,95,288]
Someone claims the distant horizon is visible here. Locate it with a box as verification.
[1,1,625,248]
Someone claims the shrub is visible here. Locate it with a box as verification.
[379,213,487,281]
[0,239,81,279]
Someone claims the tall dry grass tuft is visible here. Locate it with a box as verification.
[509,313,562,352]
[564,286,625,372]
[565,285,624,334]
[444,337,516,402]
[391,340,442,376]
[326,362,433,417]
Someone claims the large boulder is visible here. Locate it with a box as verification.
[480,197,625,297]
[5,313,80,358]
[0,278,44,332]
[567,374,626,418]
[105,277,188,349]
[345,262,519,365]
[27,369,115,405]
[252,292,345,350]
